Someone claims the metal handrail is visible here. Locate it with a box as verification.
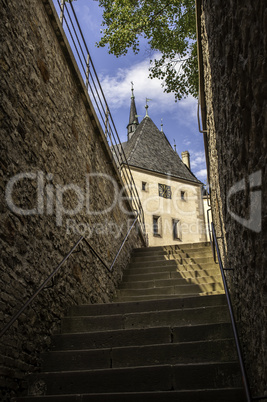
[206,207,216,263]
[54,0,146,236]
[0,236,84,338]
[0,214,140,338]
[211,222,251,402]
[211,223,267,401]
[84,211,139,272]
[197,98,208,134]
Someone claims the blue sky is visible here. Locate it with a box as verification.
[53,0,207,183]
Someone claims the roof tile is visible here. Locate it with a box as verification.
[123,117,202,184]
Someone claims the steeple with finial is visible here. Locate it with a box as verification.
[145,98,152,117]
[127,82,139,141]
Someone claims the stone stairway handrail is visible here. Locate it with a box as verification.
[211,222,253,402]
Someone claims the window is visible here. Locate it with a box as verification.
[181,191,186,201]
[142,181,147,191]
[158,183,171,199]
[153,216,161,237]
[172,219,181,240]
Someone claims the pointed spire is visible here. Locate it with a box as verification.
[161,118,163,132]
[129,82,138,125]
[127,82,139,141]
[145,98,152,117]
[131,81,134,98]
[174,139,177,152]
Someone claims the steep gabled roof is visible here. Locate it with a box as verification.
[123,116,201,184]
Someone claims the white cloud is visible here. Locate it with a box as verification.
[100,54,197,120]
[190,151,206,169]
[183,140,192,146]
[195,169,207,181]
[97,51,200,152]
[188,150,207,181]
[177,95,197,120]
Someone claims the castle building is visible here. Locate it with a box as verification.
[121,87,207,246]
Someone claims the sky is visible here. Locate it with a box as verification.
[53,0,207,183]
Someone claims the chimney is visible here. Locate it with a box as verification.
[181,151,190,169]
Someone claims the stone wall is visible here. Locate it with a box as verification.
[0,0,144,399]
[198,0,266,396]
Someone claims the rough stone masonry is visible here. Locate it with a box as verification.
[0,0,144,399]
[198,0,267,396]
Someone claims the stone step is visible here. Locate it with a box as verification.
[132,253,214,263]
[13,242,243,402]
[13,388,245,402]
[41,339,237,372]
[130,256,215,265]
[132,247,213,258]
[133,242,211,254]
[119,275,223,289]
[69,294,227,317]
[26,362,242,395]
[61,304,230,333]
[15,243,242,402]
[127,261,218,273]
[123,268,222,282]
[51,322,233,351]
[115,291,225,302]
[115,283,224,299]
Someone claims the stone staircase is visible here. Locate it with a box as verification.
[14,242,245,401]
[114,243,225,302]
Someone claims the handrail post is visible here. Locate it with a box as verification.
[211,223,252,402]
[85,53,90,89]
[60,0,66,25]
[104,105,109,138]
[207,207,216,263]
[109,211,139,271]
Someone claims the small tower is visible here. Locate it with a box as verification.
[127,82,139,141]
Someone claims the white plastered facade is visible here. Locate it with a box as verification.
[128,167,207,246]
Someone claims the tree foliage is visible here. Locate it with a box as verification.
[96,0,198,100]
